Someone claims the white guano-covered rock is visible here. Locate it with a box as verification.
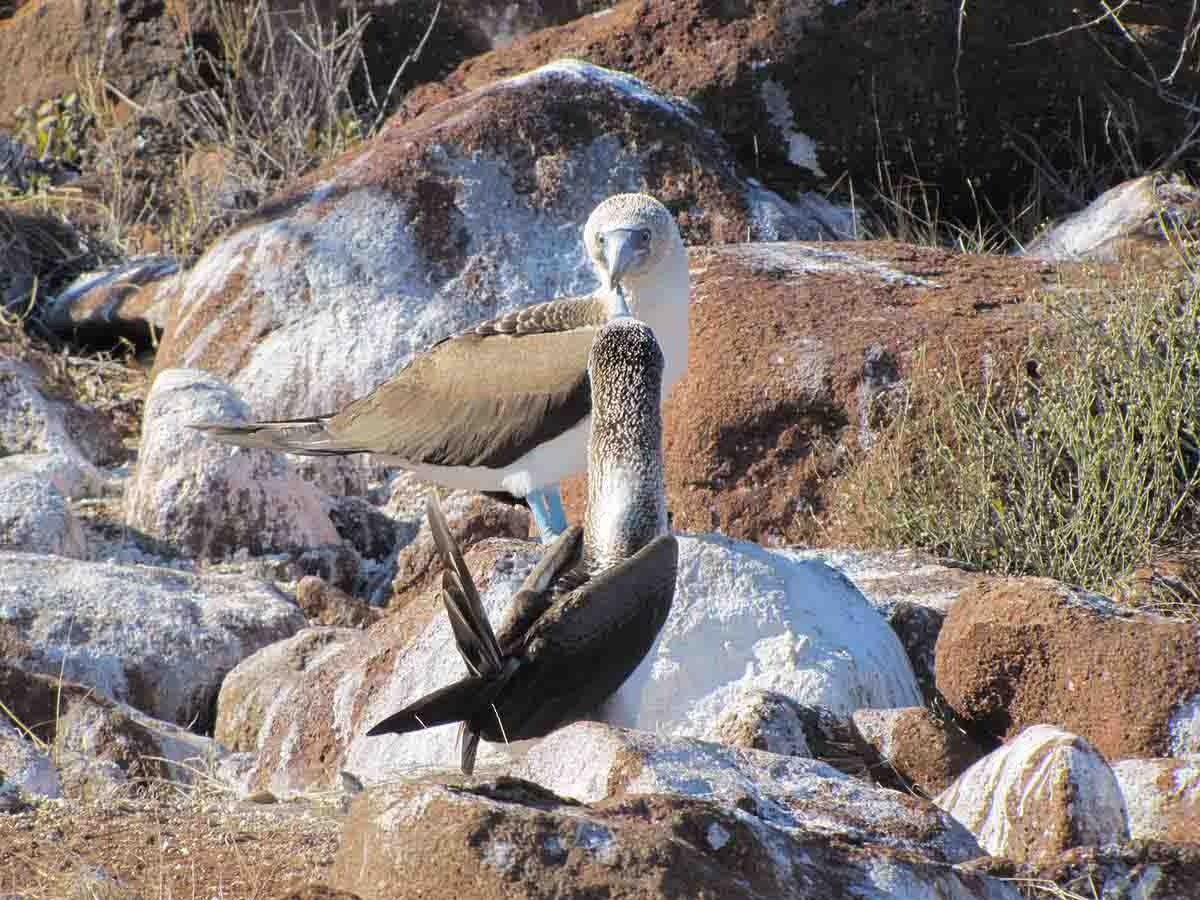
[126,368,339,559]
[332,535,921,789]
[515,722,983,864]
[0,358,110,498]
[936,724,1129,863]
[604,536,923,732]
[1112,757,1200,843]
[0,471,87,557]
[0,719,60,799]
[0,551,306,725]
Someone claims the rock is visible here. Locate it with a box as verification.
[0,719,60,800]
[0,472,88,557]
[1112,758,1200,843]
[934,577,1200,759]
[708,689,812,758]
[602,536,923,733]
[1025,172,1200,264]
[215,627,359,754]
[295,578,381,629]
[388,491,529,608]
[562,242,1060,545]
[0,357,123,497]
[43,256,178,347]
[515,722,983,863]
[55,693,220,787]
[936,725,1128,864]
[293,543,362,594]
[126,368,339,559]
[1011,842,1200,900]
[852,707,985,796]
[710,693,888,781]
[54,751,130,802]
[786,548,989,701]
[0,0,184,127]
[402,1,1200,225]
[0,551,305,726]
[251,535,920,792]
[328,496,398,561]
[330,777,1021,900]
[151,59,851,428]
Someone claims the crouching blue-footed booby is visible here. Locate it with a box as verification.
[192,193,689,541]
[366,317,678,774]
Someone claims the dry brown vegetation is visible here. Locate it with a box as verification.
[830,243,1200,617]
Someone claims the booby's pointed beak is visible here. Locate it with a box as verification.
[602,228,647,292]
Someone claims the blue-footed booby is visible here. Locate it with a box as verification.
[192,194,689,541]
[366,317,678,774]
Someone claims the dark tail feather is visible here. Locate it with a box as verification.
[426,494,504,675]
[366,674,490,737]
[460,725,482,776]
[190,417,358,456]
[368,665,519,776]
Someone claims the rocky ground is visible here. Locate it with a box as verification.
[4,2,1200,899]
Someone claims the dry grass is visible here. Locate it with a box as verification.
[0,789,342,899]
[68,0,430,263]
[830,253,1200,614]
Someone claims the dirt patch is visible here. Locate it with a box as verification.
[0,791,346,899]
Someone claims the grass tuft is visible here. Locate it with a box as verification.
[832,254,1200,610]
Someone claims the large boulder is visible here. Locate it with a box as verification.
[1112,758,1200,843]
[214,627,359,754]
[239,534,920,793]
[515,722,983,863]
[0,551,305,726]
[0,356,124,498]
[935,578,1200,759]
[936,725,1128,864]
[125,368,339,559]
[0,471,87,557]
[1025,172,1200,264]
[150,59,851,425]
[402,0,1200,223]
[562,241,1062,545]
[330,776,1021,900]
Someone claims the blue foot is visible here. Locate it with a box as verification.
[527,486,568,543]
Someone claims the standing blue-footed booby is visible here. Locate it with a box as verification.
[366,317,678,774]
[192,194,689,541]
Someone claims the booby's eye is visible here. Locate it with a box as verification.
[637,228,651,244]
[596,233,606,246]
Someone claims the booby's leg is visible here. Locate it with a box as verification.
[526,486,567,543]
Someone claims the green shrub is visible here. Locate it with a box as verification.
[835,264,1200,596]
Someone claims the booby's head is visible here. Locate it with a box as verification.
[585,317,668,565]
[584,194,685,303]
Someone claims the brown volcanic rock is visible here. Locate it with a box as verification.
[564,240,1054,543]
[331,777,1016,900]
[401,0,1200,221]
[934,578,1200,760]
[0,0,183,128]
[852,706,986,797]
